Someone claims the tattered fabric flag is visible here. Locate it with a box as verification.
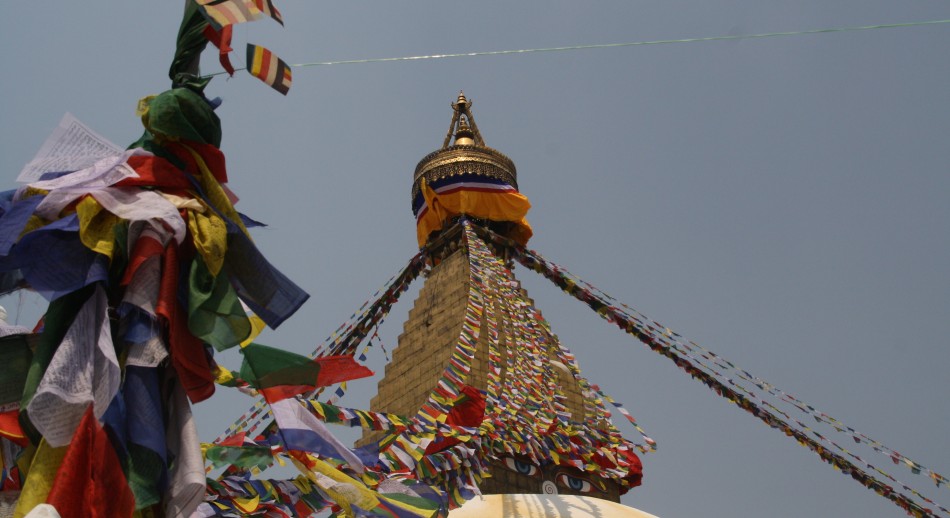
[156,239,216,403]
[196,0,263,29]
[246,43,292,95]
[202,24,235,76]
[46,406,136,517]
[240,342,373,403]
[253,0,283,25]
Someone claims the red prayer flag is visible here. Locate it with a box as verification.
[0,410,27,446]
[424,385,484,455]
[314,355,375,387]
[46,406,136,517]
[157,240,215,403]
[203,24,236,76]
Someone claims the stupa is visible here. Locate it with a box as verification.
[358,93,645,503]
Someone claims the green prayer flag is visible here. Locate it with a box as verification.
[20,284,97,444]
[205,444,274,471]
[239,342,321,390]
[239,343,374,402]
[187,255,250,351]
[0,335,33,406]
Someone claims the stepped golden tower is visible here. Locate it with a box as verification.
[359,93,642,503]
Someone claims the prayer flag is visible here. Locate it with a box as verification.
[205,443,274,471]
[254,0,283,25]
[164,380,207,518]
[202,24,236,76]
[46,406,135,517]
[246,43,292,95]
[13,440,67,516]
[196,0,263,29]
[271,399,366,471]
[240,343,373,403]
[26,285,120,448]
[157,240,215,403]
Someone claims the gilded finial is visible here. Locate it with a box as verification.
[455,117,475,146]
[455,91,469,110]
[415,92,517,208]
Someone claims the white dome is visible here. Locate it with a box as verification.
[449,494,659,518]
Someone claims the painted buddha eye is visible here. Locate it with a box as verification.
[556,473,593,493]
[503,457,539,476]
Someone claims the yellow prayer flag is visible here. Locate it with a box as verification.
[76,196,118,260]
[13,439,67,518]
[186,200,228,276]
[234,495,260,513]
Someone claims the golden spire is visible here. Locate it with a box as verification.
[413,92,517,207]
[441,91,486,148]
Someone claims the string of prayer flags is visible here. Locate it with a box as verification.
[303,400,408,433]
[467,223,945,516]
[514,227,950,497]
[461,221,645,490]
[216,254,427,443]
[203,432,276,472]
[246,44,292,95]
[201,475,332,517]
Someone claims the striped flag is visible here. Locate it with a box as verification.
[253,0,284,25]
[270,399,366,471]
[246,43,292,95]
[196,0,263,29]
[239,342,373,403]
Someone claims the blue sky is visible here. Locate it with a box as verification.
[2,2,949,516]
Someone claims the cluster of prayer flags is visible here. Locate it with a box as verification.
[0,81,308,515]
[200,220,647,514]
